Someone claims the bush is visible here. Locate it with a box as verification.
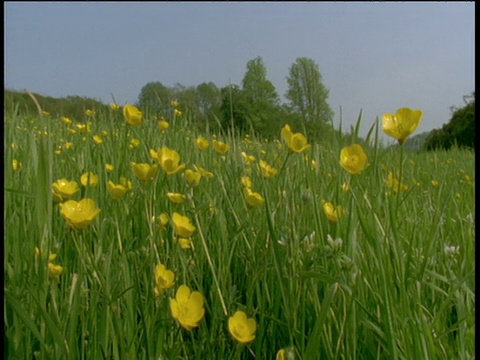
[424,93,475,151]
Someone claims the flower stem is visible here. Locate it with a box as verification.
[191,199,228,316]
[396,144,404,210]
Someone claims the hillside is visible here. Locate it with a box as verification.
[402,131,434,152]
[4,88,110,122]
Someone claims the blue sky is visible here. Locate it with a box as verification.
[5,2,474,140]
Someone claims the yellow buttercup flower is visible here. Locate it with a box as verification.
[105,163,114,172]
[431,180,440,187]
[61,116,73,125]
[52,178,80,203]
[228,311,257,344]
[382,108,423,145]
[80,172,99,187]
[123,104,143,126]
[276,347,296,360]
[129,138,141,149]
[174,109,183,117]
[243,187,264,208]
[196,137,210,151]
[35,248,57,261]
[290,133,311,153]
[64,142,74,150]
[281,124,294,144]
[184,169,202,187]
[107,181,129,200]
[213,140,230,154]
[93,135,103,144]
[171,100,179,108]
[12,159,22,171]
[76,123,87,132]
[194,165,214,178]
[241,152,256,165]
[59,198,101,230]
[154,264,175,297]
[281,124,311,153]
[339,144,367,175]
[131,162,159,181]
[241,176,253,188]
[172,212,196,238]
[48,263,65,280]
[119,176,133,190]
[170,285,205,331]
[322,201,343,223]
[386,172,408,193]
[36,247,65,280]
[110,103,120,111]
[150,147,186,175]
[85,109,96,117]
[259,160,278,178]
[176,237,193,249]
[167,192,187,204]
[153,213,169,230]
[159,120,170,131]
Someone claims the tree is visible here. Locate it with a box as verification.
[137,81,173,115]
[285,57,334,139]
[241,56,281,134]
[219,84,250,132]
[173,83,198,118]
[196,82,222,129]
[242,57,280,105]
[424,92,475,151]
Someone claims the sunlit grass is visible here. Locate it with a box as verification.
[4,102,475,359]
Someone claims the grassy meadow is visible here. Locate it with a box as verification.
[4,100,475,359]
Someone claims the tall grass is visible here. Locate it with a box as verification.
[4,101,475,359]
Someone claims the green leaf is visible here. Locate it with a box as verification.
[5,291,45,348]
[4,187,34,198]
[304,283,339,358]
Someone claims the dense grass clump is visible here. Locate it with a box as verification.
[4,100,475,359]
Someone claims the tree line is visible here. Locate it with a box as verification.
[6,55,472,151]
[136,56,334,141]
[4,56,335,143]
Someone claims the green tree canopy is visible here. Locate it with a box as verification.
[424,92,475,151]
[195,82,222,130]
[242,57,280,106]
[285,57,334,138]
[196,82,221,117]
[137,81,173,115]
[219,84,250,132]
[172,83,197,118]
[240,56,281,134]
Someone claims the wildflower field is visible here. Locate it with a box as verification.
[4,99,475,359]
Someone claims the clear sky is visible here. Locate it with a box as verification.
[5,2,475,140]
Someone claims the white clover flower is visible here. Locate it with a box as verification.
[444,245,460,256]
[327,234,343,250]
[278,232,290,246]
[303,231,316,251]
